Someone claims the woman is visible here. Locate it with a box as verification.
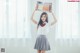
[31,7,57,53]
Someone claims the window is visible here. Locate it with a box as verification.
[0,0,31,38]
[55,0,79,39]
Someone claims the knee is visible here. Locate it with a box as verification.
[41,50,45,53]
[37,50,41,53]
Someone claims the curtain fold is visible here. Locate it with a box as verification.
[55,0,79,39]
[0,0,31,38]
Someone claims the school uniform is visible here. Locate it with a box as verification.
[34,22,51,51]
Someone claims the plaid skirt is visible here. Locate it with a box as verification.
[34,35,50,51]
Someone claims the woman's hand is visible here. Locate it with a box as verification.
[49,10,52,13]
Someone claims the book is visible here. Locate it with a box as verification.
[37,1,52,12]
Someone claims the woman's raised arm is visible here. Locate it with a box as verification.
[31,10,38,24]
[50,11,57,26]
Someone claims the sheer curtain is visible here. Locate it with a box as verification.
[0,0,31,38]
[55,0,79,39]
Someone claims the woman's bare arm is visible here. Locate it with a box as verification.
[50,12,57,26]
[31,10,38,24]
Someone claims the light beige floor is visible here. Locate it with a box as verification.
[0,39,80,53]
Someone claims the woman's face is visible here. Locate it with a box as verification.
[41,14,47,22]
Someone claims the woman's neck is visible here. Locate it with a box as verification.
[43,22,46,24]
[41,22,46,27]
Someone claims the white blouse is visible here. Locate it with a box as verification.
[37,22,50,36]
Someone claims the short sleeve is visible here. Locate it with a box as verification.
[46,23,51,33]
[46,22,52,28]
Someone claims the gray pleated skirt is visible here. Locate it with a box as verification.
[34,35,50,51]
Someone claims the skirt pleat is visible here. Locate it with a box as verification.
[34,35,50,51]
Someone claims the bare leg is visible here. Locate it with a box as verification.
[41,50,45,53]
[37,50,41,53]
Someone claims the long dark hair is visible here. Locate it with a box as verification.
[37,12,48,28]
